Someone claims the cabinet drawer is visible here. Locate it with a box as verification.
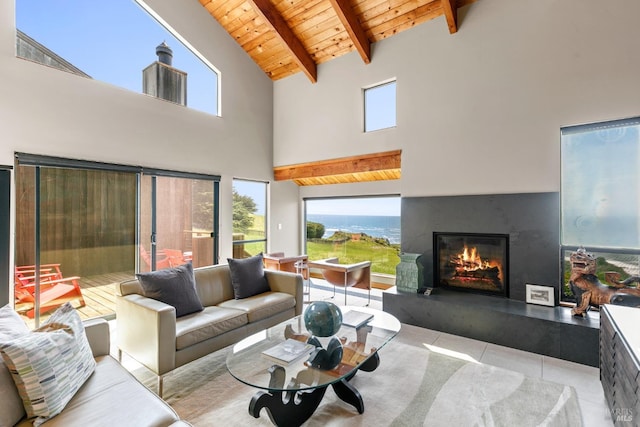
[601,313,616,341]
[614,338,640,383]
[601,361,615,385]
[602,345,616,368]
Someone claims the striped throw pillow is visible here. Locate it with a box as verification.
[0,303,96,426]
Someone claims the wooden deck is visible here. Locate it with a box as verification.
[76,271,134,320]
[18,270,134,328]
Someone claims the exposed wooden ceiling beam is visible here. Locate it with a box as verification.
[328,0,371,64]
[441,0,458,34]
[274,150,401,183]
[248,0,318,83]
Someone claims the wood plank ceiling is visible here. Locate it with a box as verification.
[199,0,478,82]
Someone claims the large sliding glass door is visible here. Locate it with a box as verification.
[15,156,138,325]
[14,154,219,326]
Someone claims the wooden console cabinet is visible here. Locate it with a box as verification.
[600,304,640,426]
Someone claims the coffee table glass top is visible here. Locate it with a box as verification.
[226,306,401,392]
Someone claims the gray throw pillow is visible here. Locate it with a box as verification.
[136,262,203,317]
[227,253,270,299]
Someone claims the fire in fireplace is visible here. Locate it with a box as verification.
[434,232,509,297]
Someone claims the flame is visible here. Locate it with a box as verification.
[454,246,492,272]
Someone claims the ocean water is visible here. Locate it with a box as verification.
[307,214,401,244]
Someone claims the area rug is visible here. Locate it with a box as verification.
[131,325,583,427]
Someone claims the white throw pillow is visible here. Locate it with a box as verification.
[0,303,96,426]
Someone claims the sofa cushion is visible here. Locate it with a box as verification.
[0,303,96,426]
[227,253,270,299]
[137,262,204,318]
[217,292,296,323]
[0,305,29,427]
[15,355,181,427]
[175,306,248,350]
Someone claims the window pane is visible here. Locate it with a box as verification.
[364,81,396,132]
[232,180,267,259]
[305,197,400,274]
[140,176,216,272]
[561,119,640,249]
[16,0,219,116]
[561,248,640,302]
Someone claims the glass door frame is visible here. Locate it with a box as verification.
[0,166,10,307]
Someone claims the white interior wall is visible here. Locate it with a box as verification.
[0,0,275,260]
[268,180,300,255]
[274,0,640,199]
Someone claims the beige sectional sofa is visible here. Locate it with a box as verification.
[115,263,303,397]
[3,317,190,427]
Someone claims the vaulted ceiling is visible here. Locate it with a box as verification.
[199,0,478,83]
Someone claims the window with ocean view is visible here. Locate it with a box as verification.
[305,196,401,275]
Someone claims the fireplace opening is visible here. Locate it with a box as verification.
[434,232,509,297]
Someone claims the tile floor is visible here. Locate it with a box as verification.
[112,278,613,426]
[306,279,612,427]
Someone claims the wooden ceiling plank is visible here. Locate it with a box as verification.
[328,0,371,63]
[358,0,432,25]
[237,29,279,51]
[441,0,458,33]
[299,22,348,48]
[248,0,318,83]
[365,0,438,30]
[285,0,333,24]
[313,42,357,63]
[290,169,401,186]
[367,2,442,41]
[209,0,248,21]
[289,7,339,33]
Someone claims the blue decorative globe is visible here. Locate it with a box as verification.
[303,301,342,337]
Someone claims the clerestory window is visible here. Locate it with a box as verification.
[15,0,220,116]
[364,80,397,132]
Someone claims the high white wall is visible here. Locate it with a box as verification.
[274,0,640,199]
[0,0,275,260]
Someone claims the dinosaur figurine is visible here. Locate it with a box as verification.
[569,247,640,317]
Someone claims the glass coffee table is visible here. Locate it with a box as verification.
[226,306,401,426]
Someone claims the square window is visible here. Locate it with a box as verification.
[364,81,396,132]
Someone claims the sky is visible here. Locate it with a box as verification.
[233,180,266,213]
[306,197,400,216]
[16,0,218,115]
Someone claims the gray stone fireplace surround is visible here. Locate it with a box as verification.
[383,192,600,366]
[401,192,561,300]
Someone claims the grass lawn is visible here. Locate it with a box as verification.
[307,236,400,275]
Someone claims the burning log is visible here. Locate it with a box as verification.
[448,246,502,286]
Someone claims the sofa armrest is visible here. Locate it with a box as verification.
[83,318,110,357]
[265,270,304,315]
[115,294,177,376]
